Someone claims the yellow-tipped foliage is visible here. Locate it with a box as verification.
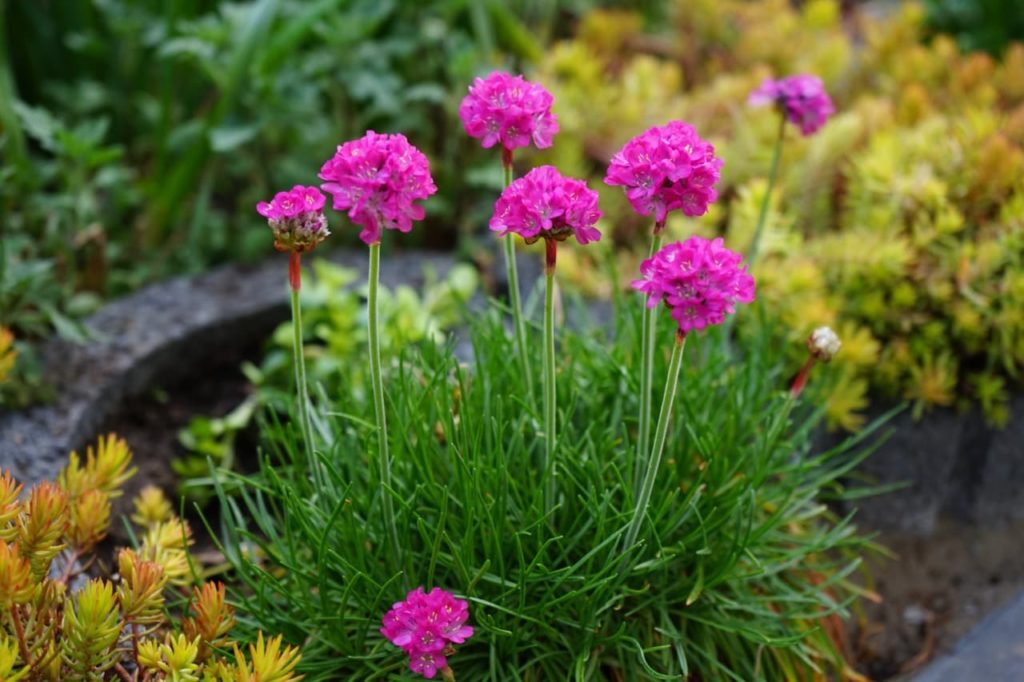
[0,328,15,385]
[16,482,68,580]
[0,435,301,679]
[132,485,174,527]
[536,0,1024,428]
[59,433,136,500]
[0,541,34,608]
[0,634,28,681]
[139,519,196,586]
[0,471,24,542]
[157,633,202,682]
[231,633,303,682]
[184,582,236,661]
[117,549,167,627]
[68,489,111,552]
[60,579,122,680]
[138,638,164,672]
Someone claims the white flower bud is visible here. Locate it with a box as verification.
[808,326,841,362]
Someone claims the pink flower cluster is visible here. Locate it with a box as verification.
[380,587,474,679]
[459,71,559,153]
[604,121,723,226]
[255,185,330,252]
[489,166,602,245]
[319,131,437,246]
[748,74,834,136]
[632,236,755,335]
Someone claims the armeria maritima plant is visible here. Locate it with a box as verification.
[604,121,723,497]
[624,236,755,555]
[212,64,888,680]
[319,130,437,575]
[490,165,602,513]
[460,71,560,400]
[746,74,834,265]
[256,184,330,487]
[380,587,474,680]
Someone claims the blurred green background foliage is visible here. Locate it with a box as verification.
[2,0,1023,423]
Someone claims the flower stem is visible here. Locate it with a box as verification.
[634,228,663,498]
[789,356,816,399]
[543,238,558,514]
[289,252,318,480]
[502,159,534,400]
[746,112,786,266]
[623,332,686,554]
[368,242,400,572]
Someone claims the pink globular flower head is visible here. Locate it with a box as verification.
[459,71,559,155]
[604,121,723,228]
[748,74,835,136]
[380,587,474,679]
[632,236,756,336]
[256,185,330,253]
[318,131,437,246]
[489,165,602,246]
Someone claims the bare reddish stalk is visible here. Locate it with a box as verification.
[789,357,816,399]
[288,251,302,293]
[544,237,558,276]
[10,606,32,668]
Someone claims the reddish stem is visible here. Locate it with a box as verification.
[58,548,84,585]
[288,251,302,293]
[501,146,513,171]
[114,662,133,682]
[10,606,32,669]
[789,357,816,399]
[653,219,666,236]
[544,237,557,276]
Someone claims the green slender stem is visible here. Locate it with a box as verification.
[289,253,317,479]
[746,112,786,266]
[634,229,663,497]
[502,161,534,399]
[368,243,400,571]
[543,239,557,514]
[623,333,687,554]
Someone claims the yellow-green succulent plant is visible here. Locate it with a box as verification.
[533,0,1024,428]
[0,434,302,681]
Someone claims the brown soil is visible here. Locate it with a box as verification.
[853,521,1024,680]
[98,349,257,551]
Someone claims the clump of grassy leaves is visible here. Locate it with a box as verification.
[208,283,889,681]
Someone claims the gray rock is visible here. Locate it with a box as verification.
[0,249,454,484]
[974,395,1024,524]
[837,395,1024,533]
[913,591,1024,682]
[844,405,965,534]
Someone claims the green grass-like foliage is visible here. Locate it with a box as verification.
[212,292,886,681]
[176,259,478,498]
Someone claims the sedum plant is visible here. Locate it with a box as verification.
[0,434,302,681]
[532,0,1024,428]
[0,328,16,385]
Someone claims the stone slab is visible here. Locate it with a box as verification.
[0,249,454,484]
[913,591,1024,682]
